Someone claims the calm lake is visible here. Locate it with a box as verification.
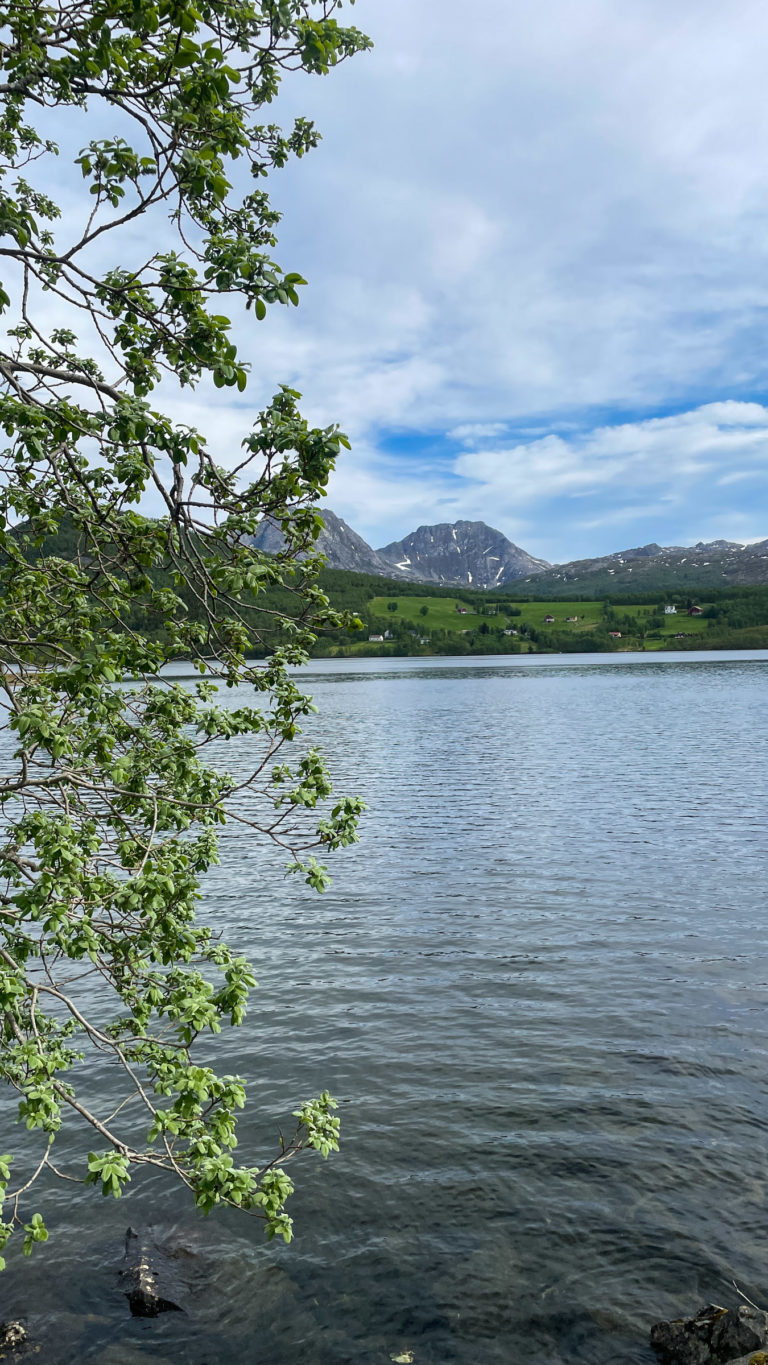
[2,650,768,1364]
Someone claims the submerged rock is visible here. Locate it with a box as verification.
[0,1321,27,1357]
[650,1303,768,1364]
[120,1227,185,1317]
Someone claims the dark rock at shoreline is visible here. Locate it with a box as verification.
[650,1304,726,1363]
[650,1303,768,1364]
[712,1306,768,1361]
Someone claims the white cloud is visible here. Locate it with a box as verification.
[577,503,679,532]
[326,402,768,557]
[448,422,509,446]
[716,470,763,486]
[452,402,768,504]
[245,0,768,435]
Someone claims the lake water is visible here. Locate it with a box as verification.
[2,651,768,1364]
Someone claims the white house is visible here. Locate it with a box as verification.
[664,605,677,615]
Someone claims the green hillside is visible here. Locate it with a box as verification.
[311,570,768,656]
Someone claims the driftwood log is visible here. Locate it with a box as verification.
[120,1227,186,1318]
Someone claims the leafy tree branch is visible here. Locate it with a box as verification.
[0,0,369,1261]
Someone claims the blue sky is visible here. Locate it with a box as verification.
[47,0,768,564]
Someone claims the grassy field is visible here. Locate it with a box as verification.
[368,595,608,628]
[503,600,605,631]
[367,594,711,642]
[633,605,709,640]
[368,595,486,630]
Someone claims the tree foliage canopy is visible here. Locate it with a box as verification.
[0,0,369,1265]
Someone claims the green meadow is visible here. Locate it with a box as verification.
[369,594,607,628]
[369,594,486,630]
[367,594,709,642]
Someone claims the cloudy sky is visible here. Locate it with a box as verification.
[118,0,768,561]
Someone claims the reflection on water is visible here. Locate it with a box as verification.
[1,653,768,1364]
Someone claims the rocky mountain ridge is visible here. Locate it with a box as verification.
[250,510,768,592]
[250,509,407,578]
[251,512,548,589]
[521,537,768,594]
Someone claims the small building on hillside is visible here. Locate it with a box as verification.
[503,629,518,637]
[368,634,384,642]
[688,605,703,616]
[544,614,555,623]
[565,615,578,622]
[664,605,677,615]
[456,606,468,615]
[609,631,622,638]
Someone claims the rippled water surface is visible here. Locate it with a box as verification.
[3,652,768,1364]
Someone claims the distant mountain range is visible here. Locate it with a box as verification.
[251,512,547,588]
[520,538,768,594]
[251,512,768,594]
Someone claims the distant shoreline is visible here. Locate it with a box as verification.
[152,648,768,681]
[308,636,768,661]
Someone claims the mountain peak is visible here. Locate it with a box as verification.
[376,520,550,588]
